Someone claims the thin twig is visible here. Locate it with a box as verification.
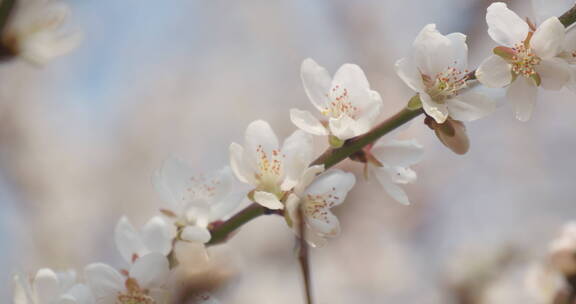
[297,205,313,304]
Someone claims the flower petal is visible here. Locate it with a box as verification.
[394,57,425,92]
[371,166,411,205]
[446,32,469,71]
[447,92,496,121]
[532,17,565,59]
[420,92,449,123]
[486,2,529,47]
[60,284,95,304]
[290,108,328,136]
[129,253,170,290]
[328,114,357,140]
[243,120,280,166]
[506,77,538,121]
[371,139,424,167]
[153,157,196,213]
[114,216,146,263]
[294,165,325,195]
[253,191,284,210]
[281,130,314,191]
[181,226,211,243]
[476,55,513,88]
[304,169,356,208]
[306,212,340,237]
[229,142,253,184]
[536,58,571,90]
[301,58,331,111]
[142,216,176,257]
[34,269,60,304]
[84,263,124,302]
[413,24,454,76]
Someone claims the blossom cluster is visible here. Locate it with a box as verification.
[12,0,576,303]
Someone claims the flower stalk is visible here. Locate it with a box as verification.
[206,3,576,246]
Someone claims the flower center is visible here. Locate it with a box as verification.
[254,145,285,194]
[304,188,339,222]
[423,66,468,103]
[321,85,359,119]
[510,43,541,77]
[116,292,155,304]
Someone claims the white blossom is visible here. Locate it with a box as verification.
[368,139,423,205]
[85,253,169,304]
[4,0,82,64]
[230,120,316,210]
[285,169,355,247]
[476,2,571,121]
[290,58,383,142]
[13,269,94,304]
[154,157,241,243]
[396,24,495,123]
[114,216,176,264]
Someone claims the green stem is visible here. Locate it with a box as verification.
[206,3,576,247]
[208,105,424,246]
[311,106,424,169]
[207,202,267,245]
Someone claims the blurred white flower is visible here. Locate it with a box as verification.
[476,2,571,121]
[114,216,176,264]
[13,269,94,304]
[290,58,382,143]
[368,139,423,205]
[85,253,169,304]
[396,24,495,124]
[154,157,241,243]
[548,221,576,275]
[285,169,355,247]
[230,120,315,210]
[3,0,82,65]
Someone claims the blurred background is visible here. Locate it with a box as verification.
[2,0,576,302]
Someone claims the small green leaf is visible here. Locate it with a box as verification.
[407,94,423,110]
[329,135,344,148]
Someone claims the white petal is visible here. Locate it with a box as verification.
[486,2,529,46]
[301,58,331,111]
[387,166,418,184]
[476,55,513,88]
[306,212,340,237]
[181,226,212,243]
[371,139,424,167]
[446,32,469,71]
[253,191,284,210]
[114,216,146,263]
[506,77,538,121]
[229,142,253,184]
[420,93,448,123]
[13,274,32,304]
[304,169,356,208]
[412,24,454,76]
[328,114,357,140]
[281,130,314,191]
[290,108,329,136]
[371,166,411,205]
[191,292,222,304]
[129,253,170,289]
[244,120,280,166]
[446,92,496,121]
[84,263,124,302]
[332,63,378,114]
[536,58,571,90]
[285,193,301,228]
[532,17,565,59]
[153,157,196,213]
[142,216,176,257]
[34,269,60,304]
[61,284,95,304]
[294,165,325,195]
[354,90,383,134]
[394,57,425,92]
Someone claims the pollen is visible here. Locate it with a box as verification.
[321,85,359,119]
[304,187,340,223]
[424,62,468,102]
[510,43,541,77]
